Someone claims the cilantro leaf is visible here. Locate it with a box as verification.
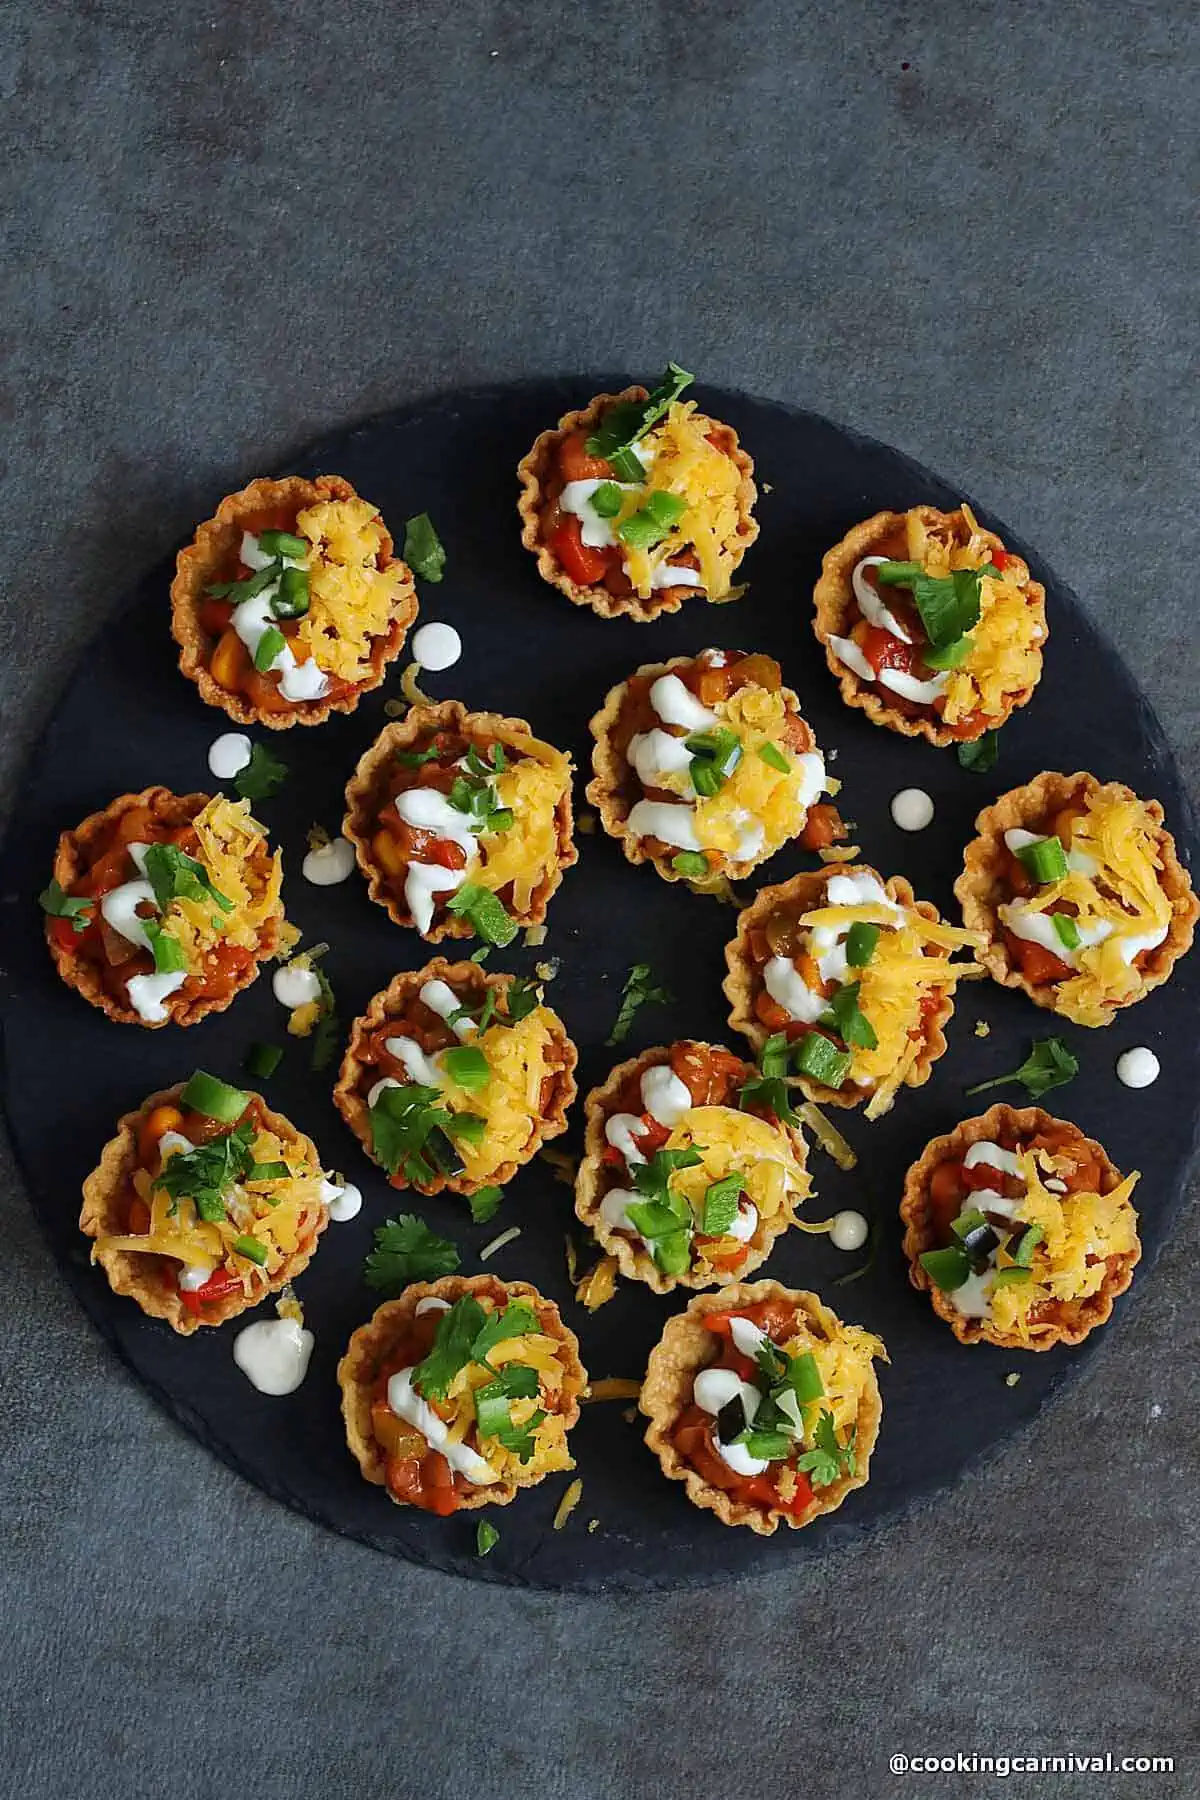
[606,963,674,1046]
[368,1083,455,1182]
[38,880,94,932]
[143,919,186,975]
[471,1301,540,1362]
[446,883,518,947]
[824,981,878,1051]
[957,731,1000,773]
[469,1186,503,1224]
[586,362,694,459]
[413,1296,487,1400]
[152,1121,255,1223]
[363,1214,460,1293]
[965,1036,1079,1101]
[403,513,446,583]
[504,977,542,1024]
[796,1411,856,1488]
[739,1035,799,1125]
[141,843,232,917]
[233,742,288,802]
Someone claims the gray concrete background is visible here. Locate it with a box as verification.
[2,3,1196,1797]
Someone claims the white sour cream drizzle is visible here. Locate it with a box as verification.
[272,964,322,1009]
[420,978,475,1038]
[232,533,329,704]
[410,622,462,671]
[302,838,357,886]
[383,1036,443,1087]
[393,788,477,933]
[385,1366,496,1483]
[233,1317,315,1395]
[126,970,187,1022]
[207,732,253,780]
[891,788,935,832]
[1116,1046,1160,1089]
[830,557,948,702]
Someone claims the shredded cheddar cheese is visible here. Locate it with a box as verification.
[1002,788,1175,1025]
[664,1105,810,1225]
[786,1312,888,1438]
[906,503,1044,725]
[473,739,572,913]
[96,1122,325,1292]
[987,1154,1140,1339]
[795,894,983,1103]
[436,1007,557,1181]
[163,797,283,975]
[293,497,408,682]
[616,402,744,600]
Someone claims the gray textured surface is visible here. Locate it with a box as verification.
[2,2,1197,1797]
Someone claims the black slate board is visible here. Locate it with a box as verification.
[2,379,1196,1593]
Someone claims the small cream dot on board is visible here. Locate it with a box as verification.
[890,787,935,831]
[1116,1047,1160,1089]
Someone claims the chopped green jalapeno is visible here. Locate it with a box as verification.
[1016,836,1068,885]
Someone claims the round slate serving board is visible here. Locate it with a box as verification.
[3,380,1197,1593]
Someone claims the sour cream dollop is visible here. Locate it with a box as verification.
[273,964,322,1009]
[302,839,356,886]
[890,788,935,832]
[233,1318,315,1395]
[207,732,253,780]
[1116,1046,1160,1089]
[411,622,462,671]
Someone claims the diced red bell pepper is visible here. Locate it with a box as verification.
[551,516,612,587]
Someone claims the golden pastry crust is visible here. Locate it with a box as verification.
[722,866,956,1108]
[639,1281,882,1535]
[574,1042,809,1294]
[170,473,417,729]
[586,651,819,885]
[78,1084,327,1335]
[333,959,577,1196]
[899,1103,1140,1349]
[516,386,758,621]
[341,700,577,939]
[811,506,1047,745]
[337,1274,587,1510]
[954,771,1198,1025]
[46,786,283,1028]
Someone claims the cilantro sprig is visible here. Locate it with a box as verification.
[369,1084,485,1186]
[965,1036,1078,1101]
[606,963,674,1046]
[796,1411,857,1487]
[447,744,513,837]
[38,880,94,934]
[152,1120,256,1223]
[363,1215,461,1293]
[403,513,446,583]
[412,1296,546,1464]
[234,742,288,802]
[877,560,1000,662]
[738,1033,800,1125]
[586,363,694,469]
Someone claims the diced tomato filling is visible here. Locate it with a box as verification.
[671,1300,817,1515]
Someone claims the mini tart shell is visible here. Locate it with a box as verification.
[574,1042,810,1294]
[954,771,1198,1026]
[78,1084,327,1336]
[342,699,578,939]
[333,959,578,1196]
[587,652,818,885]
[811,506,1047,745]
[899,1102,1140,1350]
[722,865,956,1108]
[639,1281,882,1535]
[516,385,759,622]
[46,785,283,1028]
[338,1274,587,1510]
[170,473,418,730]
